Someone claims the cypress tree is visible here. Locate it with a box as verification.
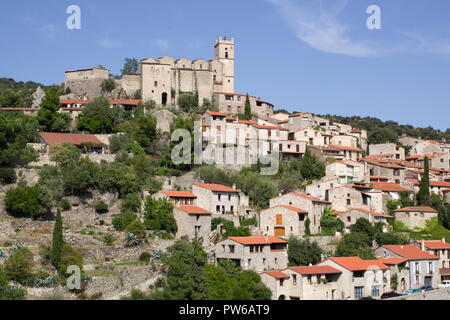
[51,208,64,269]
[244,93,251,120]
[419,156,430,206]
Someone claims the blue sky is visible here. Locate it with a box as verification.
[1,0,449,130]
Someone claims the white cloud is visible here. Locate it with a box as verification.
[267,0,384,57]
[98,36,122,49]
[155,39,169,50]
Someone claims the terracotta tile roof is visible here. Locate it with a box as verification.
[289,192,332,204]
[159,190,197,198]
[193,183,240,193]
[206,110,226,116]
[40,132,103,147]
[226,116,236,121]
[264,271,290,279]
[349,208,392,218]
[362,157,405,169]
[331,145,362,152]
[175,205,211,215]
[329,257,390,271]
[335,161,355,166]
[406,152,447,161]
[201,123,210,127]
[407,179,450,188]
[370,176,389,180]
[378,257,407,265]
[393,206,438,213]
[226,236,288,245]
[415,240,450,250]
[110,99,144,106]
[383,245,439,260]
[60,99,92,104]
[371,182,411,192]
[1,107,40,111]
[238,120,257,125]
[261,205,308,214]
[289,265,342,275]
[250,124,288,131]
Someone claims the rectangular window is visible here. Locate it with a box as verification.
[218,194,221,201]
[154,81,158,87]
[371,286,380,297]
[354,287,364,300]
[229,245,235,253]
[292,275,297,285]
[216,205,220,212]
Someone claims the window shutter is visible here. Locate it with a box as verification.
[413,274,416,285]
[432,261,435,274]
[426,261,429,274]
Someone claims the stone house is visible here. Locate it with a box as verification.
[305,177,341,200]
[269,193,332,234]
[318,257,391,300]
[173,205,211,246]
[327,185,374,212]
[393,206,439,229]
[331,145,363,162]
[412,239,450,281]
[406,152,449,171]
[330,134,358,149]
[152,190,197,206]
[287,113,317,132]
[39,132,105,154]
[259,205,309,237]
[370,182,412,200]
[362,155,406,184]
[213,92,274,120]
[336,208,392,233]
[326,160,366,184]
[192,183,241,215]
[261,265,343,300]
[375,244,440,290]
[214,236,288,272]
[405,179,450,196]
[292,128,330,146]
[369,143,405,160]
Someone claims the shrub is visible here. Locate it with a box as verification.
[60,199,72,211]
[121,193,142,213]
[139,252,152,264]
[239,216,258,227]
[101,78,116,93]
[103,233,115,246]
[0,168,17,185]
[3,247,34,285]
[125,220,146,240]
[5,185,53,218]
[124,233,141,247]
[112,211,137,231]
[58,244,83,277]
[95,201,109,214]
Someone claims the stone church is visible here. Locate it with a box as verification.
[64,36,274,119]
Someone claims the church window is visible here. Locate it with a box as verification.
[154,81,158,87]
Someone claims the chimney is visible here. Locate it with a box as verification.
[443,237,446,243]
[265,234,268,242]
[232,184,236,190]
[400,245,403,249]
[421,240,425,251]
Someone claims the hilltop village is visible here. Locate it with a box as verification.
[0,37,449,300]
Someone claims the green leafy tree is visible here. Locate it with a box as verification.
[149,240,209,300]
[3,247,34,285]
[244,93,251,120]
[419,156,431,206]
[177,93,198,112]
[287,236,323,266]
[49,143,81,166]
[349,218,376,245]
[0,268,26,300]
[143,197,177,232]
[101,78,116,93]
[300,148,325,181]
[77,97,124,134]
[121,58,139,75]
[51,208,64,268]
[0,88,25,108]
[37,86,70,132]
[336,232,376,260]
[320,208,345,235]
[5,184,53,218]
[133,114,159,152]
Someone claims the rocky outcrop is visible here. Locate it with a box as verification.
[31,86,45,108]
